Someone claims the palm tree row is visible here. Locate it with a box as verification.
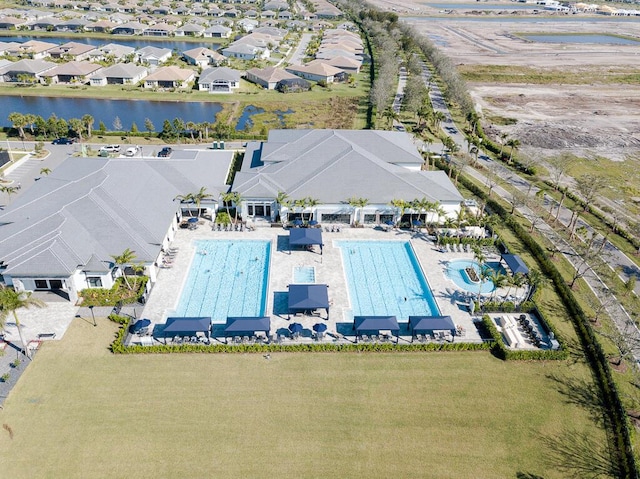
[0,285,46,359]
[174,187,214,218]
[389,198,446,229]
[8,112,94,141]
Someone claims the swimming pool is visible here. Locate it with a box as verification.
[175,240,271,322]
[337,241,440,320]
[293,266,315,283]
[446,259,505,294]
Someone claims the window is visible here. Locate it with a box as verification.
[35,279,48,289]
[87,277,103,288]
[320,214,350,224]
[49,280,63,289]
[364,214,377,224]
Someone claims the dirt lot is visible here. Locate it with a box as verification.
[370,0,640,162]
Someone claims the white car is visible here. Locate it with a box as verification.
[125,147,138,157]
[100,144,120,153]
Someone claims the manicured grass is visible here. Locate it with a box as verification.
[0,319,611,478]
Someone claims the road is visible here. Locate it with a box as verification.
[283,33,313,66]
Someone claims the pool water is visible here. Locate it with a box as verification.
[446,259,505,294]
[175,240,270,322]
[293,266,315,283]
[337,241,440,320]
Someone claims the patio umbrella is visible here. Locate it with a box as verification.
[293,219,303,226]
[188,217,198,223]
[412,219,423,227]
[309,220,318,226]
[289,323,303,334]
[132,319,151,333]
[312,323,327,333]
[384,220,394,226]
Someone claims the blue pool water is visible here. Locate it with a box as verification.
[446,259,505,294]
[337,241,440,320]
[175,240,270,322]
[293,266,315,283]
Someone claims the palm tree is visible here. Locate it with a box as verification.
[347,197,368,225]
[231,192,243,223]
[432,111,445,131]
[476,267,492,306]
[305,197,320,222]
[389,198,408,227]
[509,273,527,302]
[192,187,214,218]
[499,132,508,157]
[111,248,137,290]
[174,193,196,216]
[276,191,290,223]
[82,114,94,139]
[39,167,52,176]
[506,138,520,164]
[488,270,507,301]
[525,268,546,301]
[0,286,46,359]
[8,112,26,140]
[382,108,398,129]
[0,185,19,205]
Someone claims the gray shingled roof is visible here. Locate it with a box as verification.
[231,130,463,204]
[0,153,233,277]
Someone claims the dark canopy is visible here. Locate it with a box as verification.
[224,317,270,336]
[354,316,400,334]
[289,228,323,246]
[502,254,529,275]
[163,317,211,336]
[409,316,455,335]
[288,284,329,311]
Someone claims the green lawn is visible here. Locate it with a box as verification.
[0,318,611,479]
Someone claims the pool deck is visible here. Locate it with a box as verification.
[139,223,523,344]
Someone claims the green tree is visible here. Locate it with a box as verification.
[113,116,122,132]
[130,122,139,134]
[174,193,195,216]
[111,248,137,290]
[0,285,46,359]
[68,118,84,140]
[276,191,290,223]
[144,118,155,133]
[506,138,520,164]
[389,198,409,226]
[82,114,94,138]
[347,197,369,224]
[39,167,52,176]
[8,112,26,139]
[0,185,19,204]
[98,121,106,133]
[192,187,214,217]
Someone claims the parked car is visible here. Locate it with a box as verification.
[100,144,120,153]
[125,146,138,157]
[158,147,172,158]
[52,137,75,145]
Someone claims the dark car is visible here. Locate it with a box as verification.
[52,137,75,145]
[158,147,172,158]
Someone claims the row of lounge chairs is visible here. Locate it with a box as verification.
[517,315,543,347]
[172,335,209,345]
[359,334,393,343]
[440,243,473,253]
[324,225,342,233]
[160,246,178,269]
[213,223,254,232]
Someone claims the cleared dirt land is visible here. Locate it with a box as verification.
[371,0,640,157]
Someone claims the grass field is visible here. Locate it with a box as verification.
[0,318,611,479]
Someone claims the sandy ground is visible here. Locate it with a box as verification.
[369,0,640,161]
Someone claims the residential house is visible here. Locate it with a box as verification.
[40,60,103,83]
[203,24,231,38]
[136,46,172,65]
[0,58,56,82]
[232,130,463,225]
[143,65,195,88]
[111,21,146,35]
[48,42,97,61]
[175,23,205,36]
[182,47,226,68]
[0,152,232,302]
[244,66,300,90]
[143,23,177,36]
[285,61,343,83]
[222,42,269,60]
[0,17,27,29]
[85,19,116,32]
[198,66,240,93]
[28,17,61,30]
[54,18,90,32]
[324,55,361,74]
[88,42,135,62]
[236,18,258,31]
[6,39,56,59]
[90,63,147,85]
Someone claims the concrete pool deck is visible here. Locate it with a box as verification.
[139,223,523,344]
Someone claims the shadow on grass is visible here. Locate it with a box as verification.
[539,429,620,479]
[546,372,605,427]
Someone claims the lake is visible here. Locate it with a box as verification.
[0,35,222,52]
[1,96,223,129]
[425,2,539,9]
[520,33,640,44]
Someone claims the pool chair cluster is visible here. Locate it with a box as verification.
[440,243,472,253]
[160,246,178,269]
[212,222,255,232]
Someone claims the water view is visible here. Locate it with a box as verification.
[1,96,222,129]
[520,33,640,44]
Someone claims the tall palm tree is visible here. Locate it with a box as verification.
[389,198,408,227]
[8,112,26,140]
[488,270,507,301]
[39,167,52,176]
[525,268,546,301]
[506,138,520,164]
[305,197,320,222]
[111,248,137,290]
[347,197,368,225]
[0,285,46,359]
[292,198,307,222]
[192,186,214,218]
[476,267,492,306]
[499,132,508,157]
[276,191,290,223]
[82,114,94,139]
[174,193,196,216]
[232,192,243,223]
[0,185,19,205]
[432,111,445,130]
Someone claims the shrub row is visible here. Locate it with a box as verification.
[436,158,637,477]
[108,315,490,354]
[80,277,148,307]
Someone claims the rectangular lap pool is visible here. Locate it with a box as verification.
[337,241,440,320]
[175,240,270,322]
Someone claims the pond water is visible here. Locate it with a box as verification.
[1,95,222,129]
[0,35,222,52]
[235,105,264,131]
[425,2,539,9]
[520,33,640,44]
